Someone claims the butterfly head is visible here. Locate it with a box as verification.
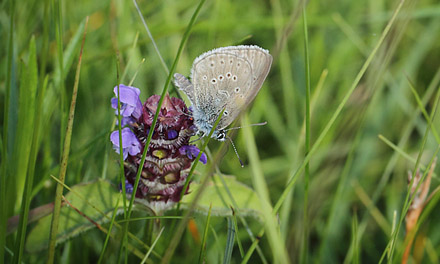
[194,127,226,141]
[214,130,227,141]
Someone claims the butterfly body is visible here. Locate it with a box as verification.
[174,45,272,141]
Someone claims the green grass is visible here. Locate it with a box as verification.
[2,0,440,263]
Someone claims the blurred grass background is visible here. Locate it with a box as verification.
[1,0,440,263]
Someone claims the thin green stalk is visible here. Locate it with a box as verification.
[351,211,359,264]
[241,225,265,263]
[49,175,162,260]
[133,0,169,76]
[120,32,140,84]
[132,0,184,98]
[126,0,205,221]
[141,227,165,264]
[407,76,440,143]
[178,116,219,209]
[52,194,148,260]
[116,60,127,214]
[223,217,235,264]
[270,0,297,132]
[346,67,440,262]
[198,204,213,264]
[47,17,88,264]
[275,0,405,216]
[378,148,440,263]
[128,58,146,87]
[280,69,327,244]
[214,175,267,264]
[162,110,225,264]
[97,194,121,264]
[241,0,405,261]
[114,53,130,264]
[231,208,244,258]
[318,111,367,261]
[301,4,311,264]
[116,58,129,264]
[243,115,289,264]
[385,78,440,262]
[119,0,206,258]
[177,112,226,212]
[378,136,418,166]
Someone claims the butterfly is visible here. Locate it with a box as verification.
[174,45,272,142]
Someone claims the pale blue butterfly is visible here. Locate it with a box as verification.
[174,45,272,143]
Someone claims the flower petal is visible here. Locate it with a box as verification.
[110,127,141,160]
[112,85,143,120]
[199,152,207,164]
[167,129,178,139]
[179,145,207,164]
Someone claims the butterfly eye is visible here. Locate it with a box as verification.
[216,132,226,141]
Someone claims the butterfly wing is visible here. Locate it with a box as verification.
[219,46,273,107]
[174,73,196,104]
[178,45,272,135]
[191,51,254,130]
[191,46,272,130]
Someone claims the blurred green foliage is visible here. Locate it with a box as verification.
[1,0,440,262]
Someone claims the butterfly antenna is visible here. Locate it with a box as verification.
[226,135,244,167]
[224,121,267,132]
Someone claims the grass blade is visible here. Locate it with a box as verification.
[385,75,440,262]
[300,3,311,264]
[242,114,289,264]
[241,0,406,260]
[351,210,359,264]
[12,36,38,264]
[141,227,165,264]
[47,17,89,264]
[119,0,206,260]
[223,217,235,264]
[97,194,122,264]
[231,208,244,258]
[133,0,169,76]
[1,0,16,261]
[162,108,224,264]
[198,204,213,264]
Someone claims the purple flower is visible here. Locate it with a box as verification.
[120,179,133,194]
[111,85,143,124]
[179,145,207,164]
[117,116,137,127]
[167,129,178,139]
[110,127,141,160]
